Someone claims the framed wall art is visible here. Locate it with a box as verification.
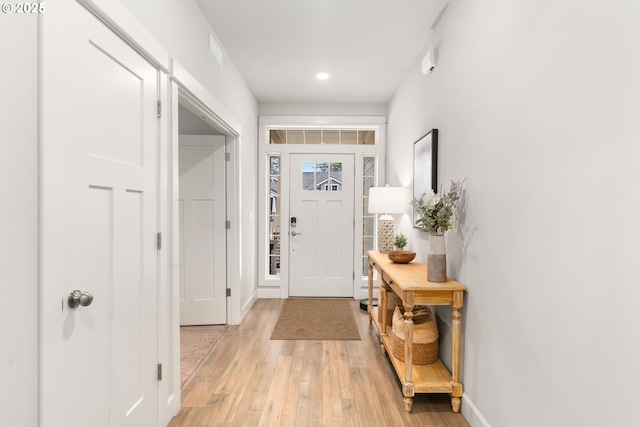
[412,129,438,228]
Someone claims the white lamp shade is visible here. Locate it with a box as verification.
[368,186,406,214]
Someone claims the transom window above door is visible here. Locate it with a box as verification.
[270,129,376,145]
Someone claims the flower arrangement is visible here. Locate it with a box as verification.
[412,179,466,236]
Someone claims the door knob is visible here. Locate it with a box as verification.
[68,290,94,309]
[290,231,302,236]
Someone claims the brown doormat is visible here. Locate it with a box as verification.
[270,298,361,340]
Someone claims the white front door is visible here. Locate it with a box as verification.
[41,1,158,425]
[179,135,227,325]
[289,154,355,297]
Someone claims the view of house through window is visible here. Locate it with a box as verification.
[268,155,281,276]
[270,129,375,145]
[302,162,343,191]
[362,156,376,276]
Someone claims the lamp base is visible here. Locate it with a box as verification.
[377,216,395,253]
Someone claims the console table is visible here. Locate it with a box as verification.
[367,250,467,412]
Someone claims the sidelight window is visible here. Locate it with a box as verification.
[362,156,376,276]
[268,155,281,276]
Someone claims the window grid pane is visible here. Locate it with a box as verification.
[270,130,286,144]
[302,161,343,191]
[359,130,376,145]
[287,130,304,144]
[268,128,377,145]
[323,130,340,144]
[268,155,281,276]
[362,156,376,276]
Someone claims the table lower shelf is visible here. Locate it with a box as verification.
[369,306,454,394]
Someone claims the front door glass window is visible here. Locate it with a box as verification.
[302,162,343,191]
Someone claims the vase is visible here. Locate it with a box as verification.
[427,234,447,282]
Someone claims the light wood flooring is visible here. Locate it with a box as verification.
[169,299,470,427]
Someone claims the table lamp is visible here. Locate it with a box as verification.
[368,186,406,253]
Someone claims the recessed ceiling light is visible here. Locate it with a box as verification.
[315,72,330,80]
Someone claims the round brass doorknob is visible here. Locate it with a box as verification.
[68,290,94,308]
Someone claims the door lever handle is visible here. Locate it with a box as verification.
[290,231,302,237]
[68,290,94,309]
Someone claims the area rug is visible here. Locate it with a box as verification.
[270,298,361,340]
[180,325,228,388]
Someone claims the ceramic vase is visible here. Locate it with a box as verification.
[427,234,447,282]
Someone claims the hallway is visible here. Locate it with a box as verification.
[169,299,469,427]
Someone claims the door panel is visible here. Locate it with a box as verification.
[179,135,227,325]
[325,200,345,278]
[289,154,355,297]
[41,1,158,425]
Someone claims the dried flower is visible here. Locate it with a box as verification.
[412,179,466,235]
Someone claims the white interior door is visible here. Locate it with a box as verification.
[41,1,159,425]
[179,135,227,325]
[289,154,355,297]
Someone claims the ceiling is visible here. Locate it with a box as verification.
[178,104,223,135]
[196,0,448,105]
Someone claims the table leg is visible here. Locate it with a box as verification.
[367,260,373,324]
[379,285,388,354]
[403,396,414,412]
[403,302,415,412]
[451,290,464,413]
[380,284,388,336]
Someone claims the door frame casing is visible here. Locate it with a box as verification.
[257,116,386,300]
[173,74,242,327]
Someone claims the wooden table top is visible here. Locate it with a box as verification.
[368,250,467,292]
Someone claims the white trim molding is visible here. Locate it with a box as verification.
[462,393,492,427]
[77,0,170,72]
[257,116,386,300]
[259,115,386,126]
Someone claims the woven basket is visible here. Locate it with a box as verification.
[389,306,439,364]
[377,290,402,326]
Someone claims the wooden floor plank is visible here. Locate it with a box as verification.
[296,340,324,427]
[277,340,306,427]
[257,354,293,427]
[169,299,469,427]
[322,340,344,426]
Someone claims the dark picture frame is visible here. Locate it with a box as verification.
[412,129,438,228]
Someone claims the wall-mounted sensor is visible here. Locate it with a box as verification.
[421,48,437,74]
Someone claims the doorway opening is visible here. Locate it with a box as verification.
[177,104,227,326]
[175,103,231,389]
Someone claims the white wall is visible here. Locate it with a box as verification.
[387,1,640,426]
[121,0,260,317]
[0,16,38,427]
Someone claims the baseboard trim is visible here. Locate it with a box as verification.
[241,290,258,322]
[461,393,491,427]
[257,288,281,299]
